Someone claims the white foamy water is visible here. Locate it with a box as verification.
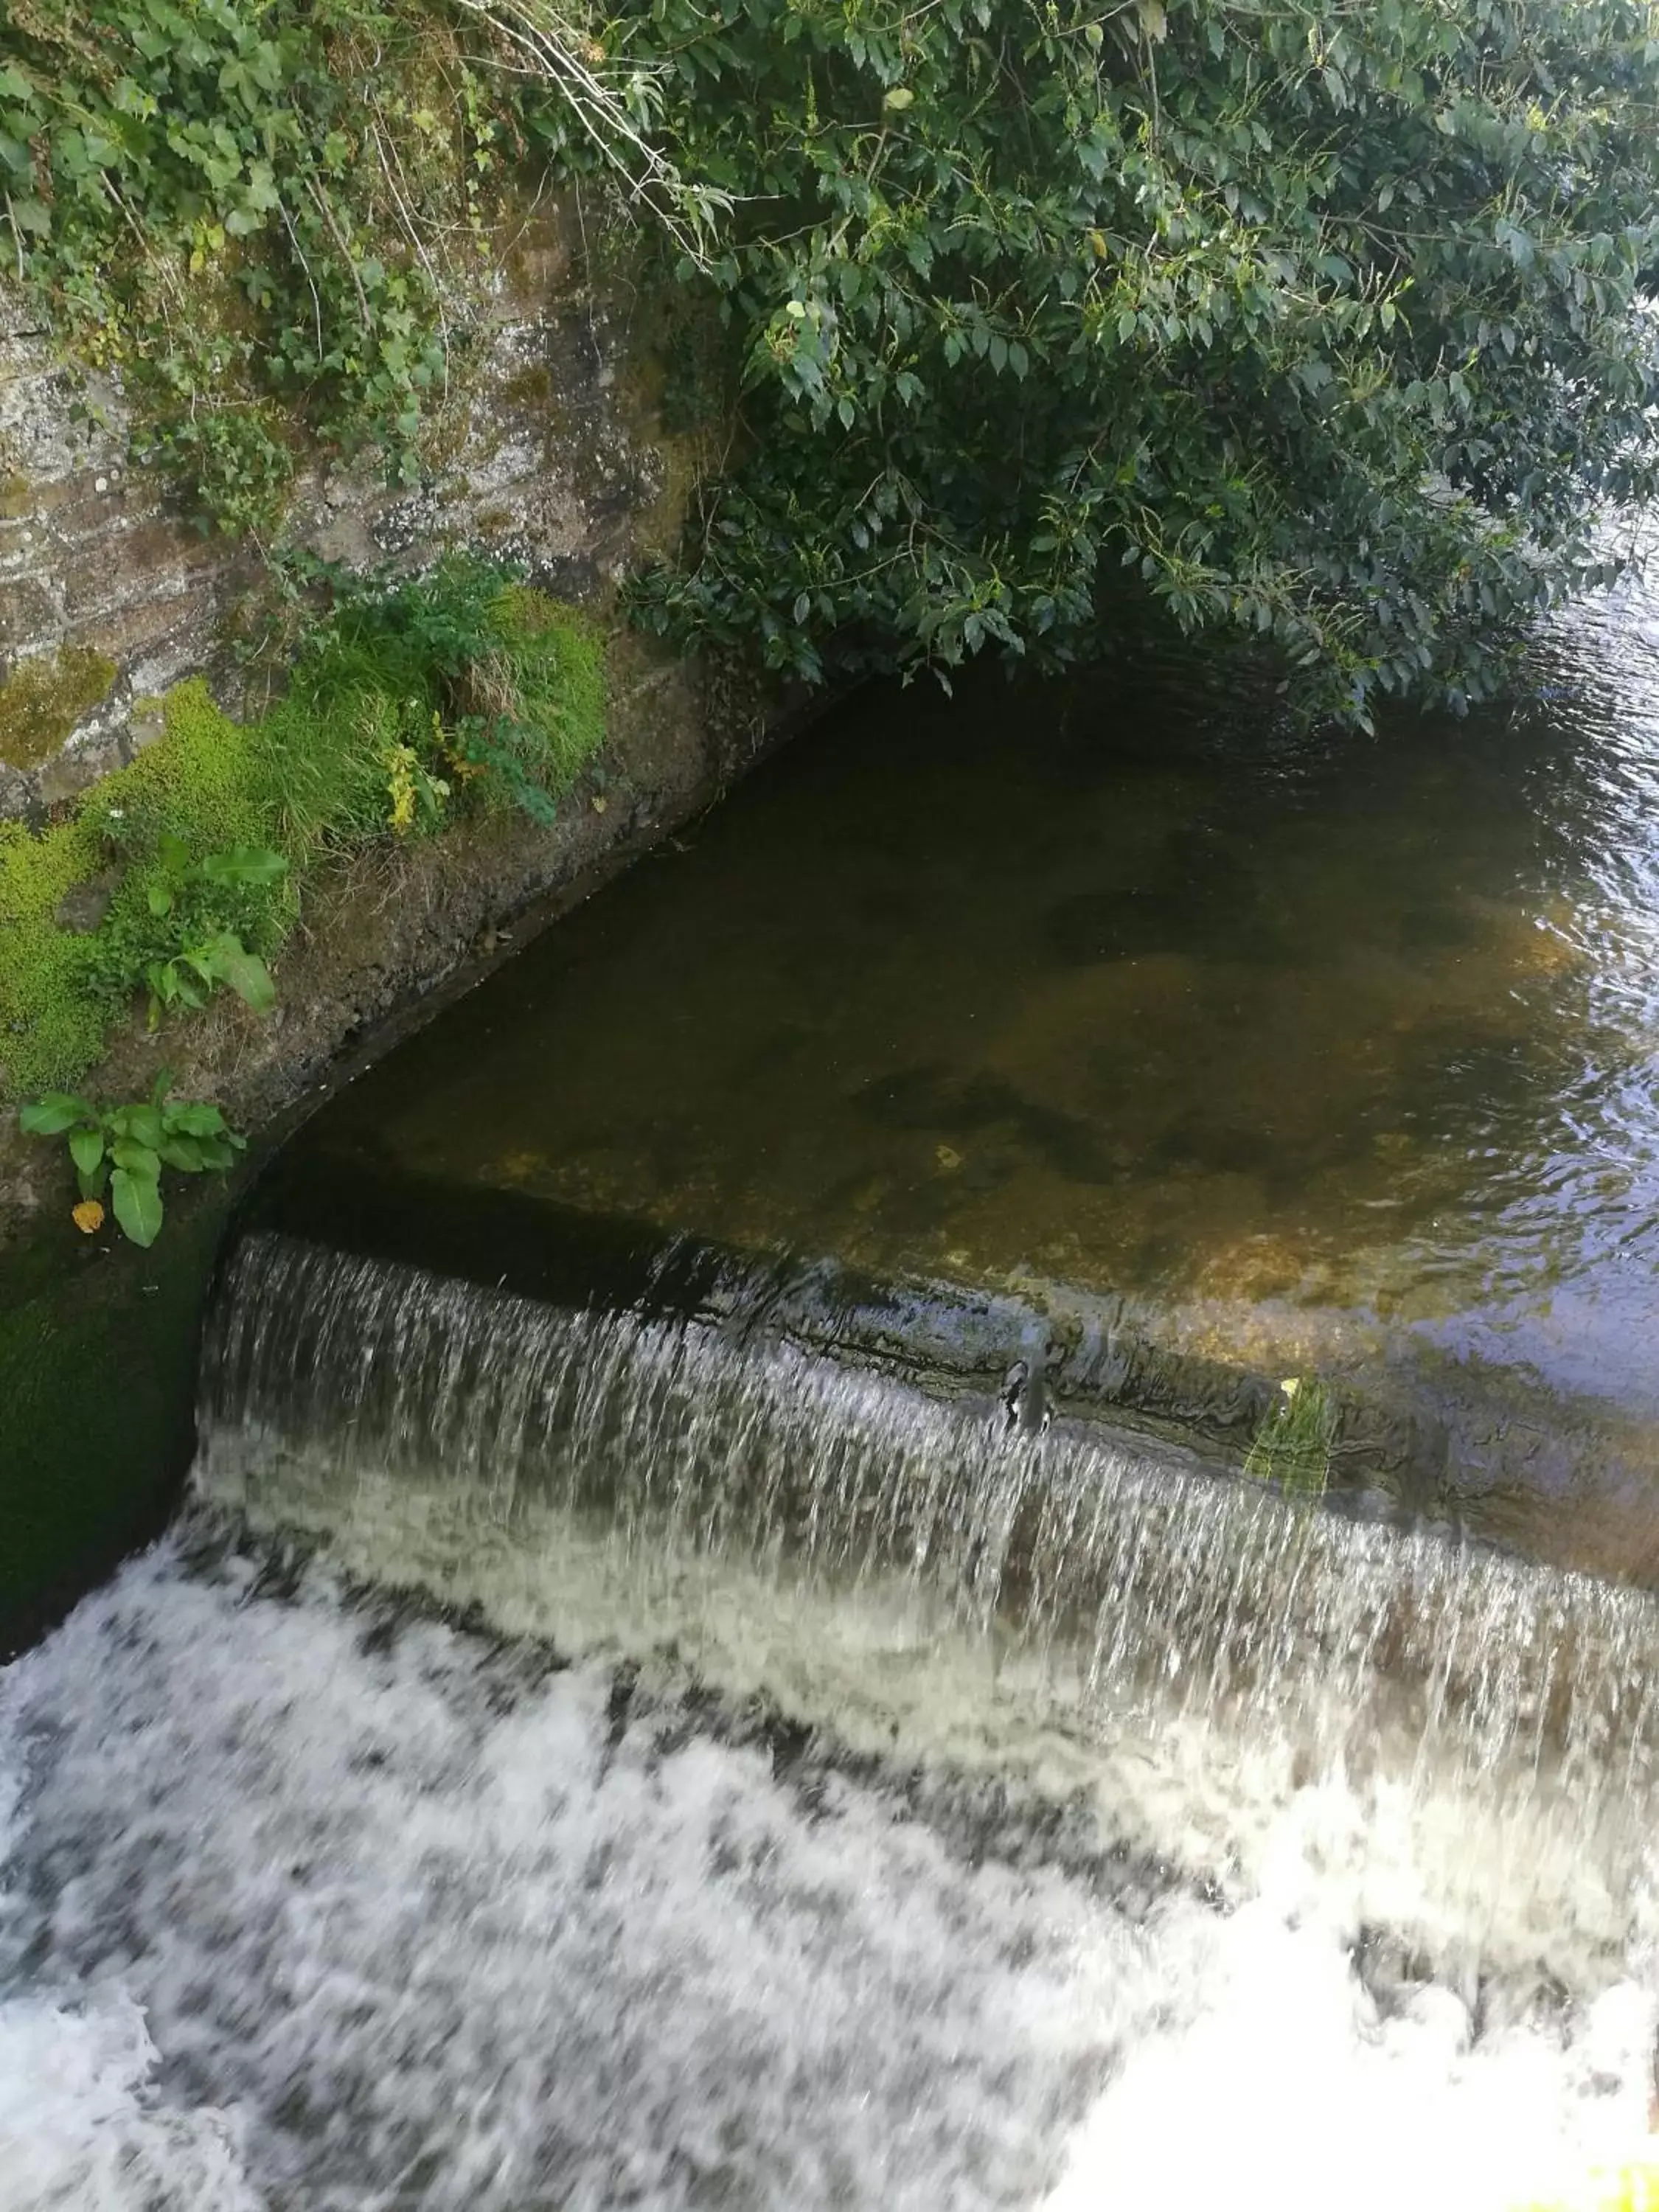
[0,1537,1655,2212]
[7,1231,1659,2207]
[195,1237,1659,1984]
[0,1992,258,2212]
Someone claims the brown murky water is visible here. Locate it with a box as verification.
[294,577,1659,1469]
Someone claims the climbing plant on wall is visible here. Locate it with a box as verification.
[0,0,714,532]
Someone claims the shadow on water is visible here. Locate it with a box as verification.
[271,580,1659,1573]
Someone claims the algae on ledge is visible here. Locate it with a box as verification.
[0,645,118,770]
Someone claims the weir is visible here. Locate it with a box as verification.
[9,1169,1659,2212]
[195,1228,1659,1985]
[16,593,1659,2205]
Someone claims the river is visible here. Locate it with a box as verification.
[7,570,1659,2208]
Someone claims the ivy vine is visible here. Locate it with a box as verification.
[0,0,670,533]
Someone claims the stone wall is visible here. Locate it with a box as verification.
[0,212,794,1648]
[0,195,782,1241]
[0,199,689,816]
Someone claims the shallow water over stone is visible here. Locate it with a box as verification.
[272,570,1659,1562]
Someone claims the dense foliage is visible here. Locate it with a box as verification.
[4,0,1659,717]
[622,0,1659,722]
[0,0,656,530]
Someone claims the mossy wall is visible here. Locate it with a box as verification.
[0,1179,235,1656]
[1,570,608,1107]
[0,185,701,824]
[0,644,116,770]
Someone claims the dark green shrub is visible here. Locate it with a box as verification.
[620,0,1659,726]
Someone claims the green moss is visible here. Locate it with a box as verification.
[98,693,302,999]
[87,681,279,855]
[493,585,608,789]
[0,645,119,770]
[0,683,291,1097]
[0,571,608,1109]
[0,814,109,1096]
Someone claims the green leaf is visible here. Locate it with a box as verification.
[147,881,175,917]
[206,936,278,1016]
[156,1135,209,1172]
[883,86,914,111]
[111,1102,164,1150]
[20,1095,90,1136]
[111,1166,164,1247]
[111,1138,161,1183]
[164,1099,232,1138]
[198,846,288,887]
[1496,218,1534,269]
[68,1126,106,1179]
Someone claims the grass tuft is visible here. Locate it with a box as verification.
[1243,1376,1338,1500]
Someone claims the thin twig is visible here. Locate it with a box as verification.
[451,0,733,268]
[303,175,373,331]
[279,198,325,369]
[370,119,451,403]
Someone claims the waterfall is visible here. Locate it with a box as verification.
[195,1231,1659,1983]
[6,1225,1659,2211]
